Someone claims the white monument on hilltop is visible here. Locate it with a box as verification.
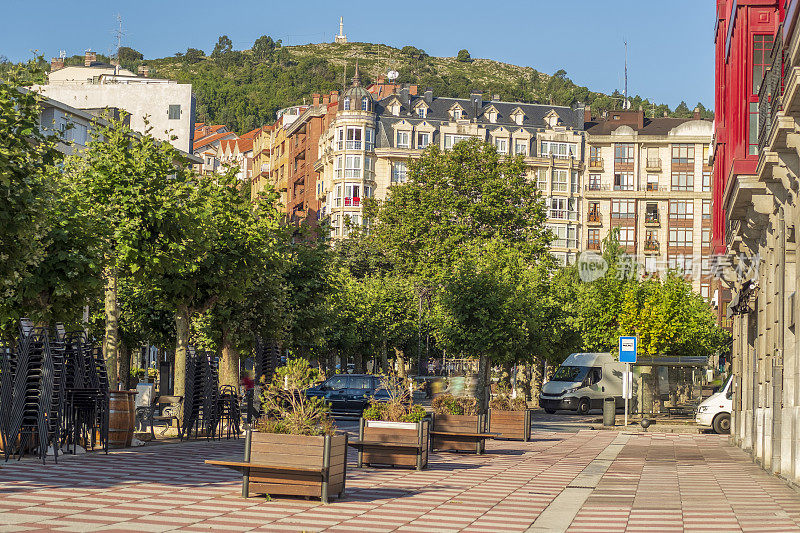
[335,17,347,44]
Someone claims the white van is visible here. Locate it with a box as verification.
[695,376,732,434]
[540,353,626,415]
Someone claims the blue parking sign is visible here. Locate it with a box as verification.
[619,336,637,363]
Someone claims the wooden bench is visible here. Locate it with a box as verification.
[430,414,496,454]
[429,431,498,454]
[349,419,429,470]
[205,429,346,504]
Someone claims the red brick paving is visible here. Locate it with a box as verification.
[0,430,798,531]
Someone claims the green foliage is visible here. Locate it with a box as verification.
[117,46,143,62]
[456,49,471,62]
[489,383,528,411]
[257,358,334,436]
[363,401,426,423]
[400,46,428,61]
[368,139,550,282]
[184,48,205,64]
[252,35,281,62]
[212,35,233,58]
[0,60,64,334]
[431,393,479,416]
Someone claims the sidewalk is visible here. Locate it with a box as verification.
[0,430,797,532]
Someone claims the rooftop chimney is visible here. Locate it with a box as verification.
[470,90,483,117]
[409,85,418,96]
[693,106,701,119]
[51,57,64,72]
[84,50,96,67]
[330,90,339,103]
[424,89,433,106]
[377,75,385,84]
[584,104,591,123]
[492,94,500,101]
[322,94,330,105]
[312,93,320,106]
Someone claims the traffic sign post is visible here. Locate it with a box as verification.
[619,336,637,427]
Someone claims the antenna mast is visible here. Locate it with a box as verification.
[113,14,126,57]
[624,39,628,110]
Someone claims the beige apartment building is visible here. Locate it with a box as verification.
[314,73,586,264]
[582,109,713,295]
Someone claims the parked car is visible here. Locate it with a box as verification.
[305,374,390,416]
[696,376,732,434]
[540,353,628,415]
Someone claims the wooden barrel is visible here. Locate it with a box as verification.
[109,391,135,448]
[125,392,135,446]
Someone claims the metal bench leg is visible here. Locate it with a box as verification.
[242,466,249,498]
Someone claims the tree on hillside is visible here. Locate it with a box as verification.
[400,46,428,61]
[674,101,692,118]
[184,48,205,64]
[212,35,233,58]
[117,46,143,62]
[252,35,281,62]
[456,49,471,62]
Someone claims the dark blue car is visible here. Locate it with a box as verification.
[305,374,390,416]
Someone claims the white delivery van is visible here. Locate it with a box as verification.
[539,353,627,415]
[695,376,732,434]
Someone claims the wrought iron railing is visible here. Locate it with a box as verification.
[758,32,784,152]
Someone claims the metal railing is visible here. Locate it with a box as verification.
[758,32,784,152]
[588,211,601,223]
[645,212,660,224]
[588,157,603,169]
[644,240,660,252]
[587,240,601,250]
[645,158,662,170]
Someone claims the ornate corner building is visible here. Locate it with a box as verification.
[714,0,800,482]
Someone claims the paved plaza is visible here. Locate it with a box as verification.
[0,429,798,532]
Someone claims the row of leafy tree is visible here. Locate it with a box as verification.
[2,61,727,408]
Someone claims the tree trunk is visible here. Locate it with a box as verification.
[174,303,190,398]
[477,354,491,413]
[515,365,531,401]
[219,327,239,389]
[103,265,120,391]
[354,352,364,374]
[500,361,513,391]
[529,356,545,408]
[118,341,131,391]
[380,340,389,374]
[394,346,407,377]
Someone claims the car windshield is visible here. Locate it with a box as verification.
[551,366,589,383]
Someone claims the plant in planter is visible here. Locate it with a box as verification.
[208,358,346,503]
[430,393,489,453]
[488,384,532,441]
[356,375,430,470]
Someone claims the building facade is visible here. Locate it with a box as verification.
[36,51,195,152]
[583,109,714,294]
[713,0,800,483]
[314,73,587,264]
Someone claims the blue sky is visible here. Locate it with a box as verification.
[1,0,715,109]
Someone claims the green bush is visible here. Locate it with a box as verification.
[432,393,478,416]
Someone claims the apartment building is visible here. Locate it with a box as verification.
[582,109,713,294]
[314,71,587,264]
[251,126,273,199]
[36,51,195,152]
[193,123,235,175]
[713,0,800,484]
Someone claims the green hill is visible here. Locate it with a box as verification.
[56,38,713,134]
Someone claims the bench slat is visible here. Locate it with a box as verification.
[349,440,421,449]
[204,460,323,473]
[430,431,498,438]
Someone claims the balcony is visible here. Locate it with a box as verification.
[758,33,784,154]
[588,157,603,170]
[343,197,361,207]
[645,158,662,171]
[548,209,579,221]
[644,212,660,226]
[587,240,601,250]
[587,210,601,225]
[646,182,659,191]
[644,240,660,253]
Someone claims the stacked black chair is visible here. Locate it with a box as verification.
[217,385,240,440]
[0,339,14,459]
[255,337,280,385]
[180,348,221,440]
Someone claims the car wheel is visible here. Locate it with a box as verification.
[712,413,731,434]
[544,408,557,414]
[577,398,591,415]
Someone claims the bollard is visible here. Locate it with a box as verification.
[246,388,254,425]
[603,397,616,426]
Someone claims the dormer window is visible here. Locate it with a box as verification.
[453,108,462,120]
[391,103,400,116]
[362,96,370,110]
[486,107,498,123]
[417,106,426,118]
[515,114,524,125]
[343,98,351,111]
[397,130,410,148]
